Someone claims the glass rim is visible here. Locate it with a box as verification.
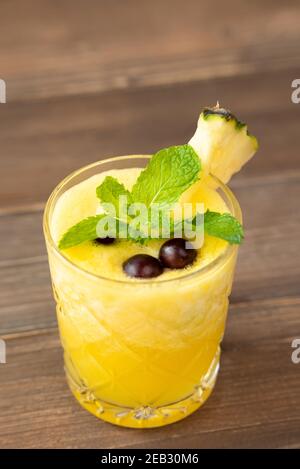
[43,155,242,285]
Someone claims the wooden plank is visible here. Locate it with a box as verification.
[1,0,300,101]
[1,176,300,334]
[0,306,299,448]
[127,420,300,449]
[0,66,299,209]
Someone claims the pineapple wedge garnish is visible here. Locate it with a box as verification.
[189,104,258,184]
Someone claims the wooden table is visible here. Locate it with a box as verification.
[0,0,300,449]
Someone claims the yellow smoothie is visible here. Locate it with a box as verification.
[45,158,241,427]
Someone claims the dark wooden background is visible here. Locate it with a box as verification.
[0,0,300,449]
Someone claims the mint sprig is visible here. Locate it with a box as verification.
[58,144,244,249]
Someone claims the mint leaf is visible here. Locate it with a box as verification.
[58,214,132,249]
[96,176,132,220]
[58,215,106,249]
[203,210,244,244]
[166,210,243,245]
[131,144,201,208]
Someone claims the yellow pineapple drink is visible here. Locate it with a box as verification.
[44,107,257,428]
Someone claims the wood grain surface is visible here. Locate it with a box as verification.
[0,0,300,449]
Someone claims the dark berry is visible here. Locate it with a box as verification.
[159,238,197,269]
[123,254,163,279]
[94,237,115,245]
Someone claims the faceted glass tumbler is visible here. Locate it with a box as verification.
[43,156,241,428]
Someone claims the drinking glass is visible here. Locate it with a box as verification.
[43,155,241,428]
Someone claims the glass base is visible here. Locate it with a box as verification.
[65,348,220,429]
